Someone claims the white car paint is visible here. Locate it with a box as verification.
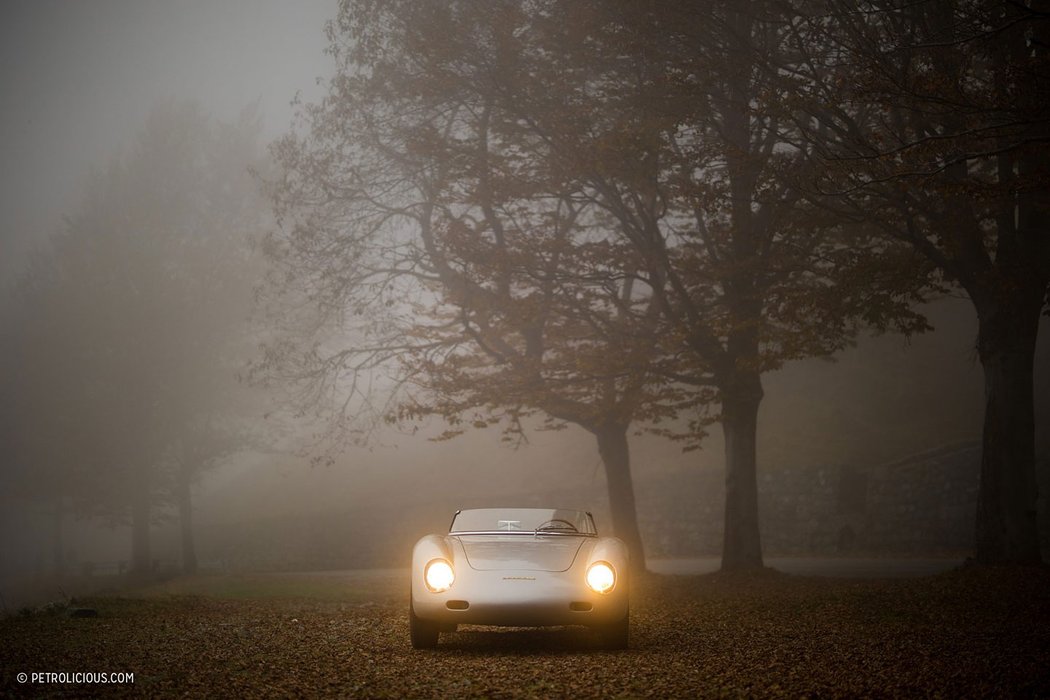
[409,508,630,648]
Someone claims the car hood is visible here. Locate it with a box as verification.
[455,535,589,572]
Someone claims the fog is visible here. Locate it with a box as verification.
[0,0,331,279]
[2,1,1048,608]
[0,0,335,593]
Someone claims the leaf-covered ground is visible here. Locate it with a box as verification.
[1,566,1048,698]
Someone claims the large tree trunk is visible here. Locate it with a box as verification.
[593,423,647,571]
[719,371,765,571]
[176,464,198,575]
[974,298,1043,564]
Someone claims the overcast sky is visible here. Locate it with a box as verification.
[1,0,335,280]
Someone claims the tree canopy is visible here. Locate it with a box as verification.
[260,0,941,570]
[780,0,1050,562]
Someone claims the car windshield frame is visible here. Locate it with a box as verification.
[449,508,598,537]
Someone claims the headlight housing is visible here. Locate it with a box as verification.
[586,561,616,594]
[424,558,455,592]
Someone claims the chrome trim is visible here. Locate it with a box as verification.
[449,530,597,538]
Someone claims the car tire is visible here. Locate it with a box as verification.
[409,602,440,649]
[597,606,629,650]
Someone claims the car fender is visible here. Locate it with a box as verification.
[412,534,455,597]
[586,537,628,572]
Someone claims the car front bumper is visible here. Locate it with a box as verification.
[411,567,628,627]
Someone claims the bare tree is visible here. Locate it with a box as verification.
[783,0,1050,563]
[478,0,934,569]
[256,1,716,568]
[260,0,932,572]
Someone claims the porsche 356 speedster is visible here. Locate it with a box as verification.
[409,507,630,649]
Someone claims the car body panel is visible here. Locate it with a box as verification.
[410,508,629,631]
[459,535,587,572]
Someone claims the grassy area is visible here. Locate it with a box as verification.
[1,566,1048,698]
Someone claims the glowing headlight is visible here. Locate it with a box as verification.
[586,561,616,594]
[424,558,455,592]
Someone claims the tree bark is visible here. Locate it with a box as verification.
[720,371,765,571]
[176,464,198,575]
[593,423,647,571]
[974,298,1043,564]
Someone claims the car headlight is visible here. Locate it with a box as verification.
[424,558,454,592]
[586,561,616,594]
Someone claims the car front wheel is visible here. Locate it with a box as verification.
[596,606,629,650]
[409,602,440,649]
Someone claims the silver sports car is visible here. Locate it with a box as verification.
[409,507,630,649]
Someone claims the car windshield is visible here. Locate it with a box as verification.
[450,508,597,535]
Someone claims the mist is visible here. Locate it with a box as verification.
[2,0,1049,611]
